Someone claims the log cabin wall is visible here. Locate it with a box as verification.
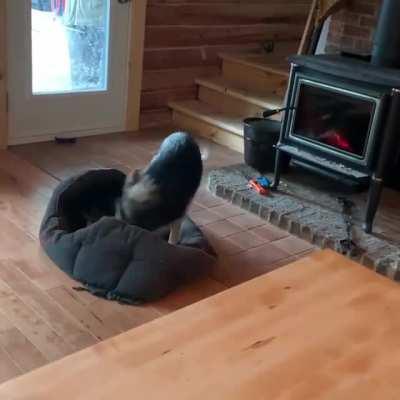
[0,1,7,148]
[140,0,312,128]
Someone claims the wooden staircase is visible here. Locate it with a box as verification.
[169,50,291,153]
[141,0,312,131]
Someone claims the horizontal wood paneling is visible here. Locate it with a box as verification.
[145,24,305,48]
[147,0,311,4]
[144,44,254,70]
[0,2,7,148]
[126,0,148,132]
[143,41,299,71]
[147,3,310,25]
[140,0,311,121]
[142,66,220,91]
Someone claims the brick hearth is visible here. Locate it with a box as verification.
[208,164,400,281]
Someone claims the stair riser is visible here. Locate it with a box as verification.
[198,86,264,118]
[222,60,288,94]
[172,111,244,153]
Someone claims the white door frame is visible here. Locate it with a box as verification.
[0,0,146,147]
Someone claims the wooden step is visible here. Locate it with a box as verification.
[195,75,283,111]
[143,41,299,71]
[169,100,244,153]
[142,67,220,92]
[220,52,290,77]
[141,66,220,112]
[169,100,243,136]
[198,85,265,120]
[220,52,289,94]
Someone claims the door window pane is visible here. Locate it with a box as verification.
[32,0,110,94]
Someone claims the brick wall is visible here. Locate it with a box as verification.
[325,0,382,55]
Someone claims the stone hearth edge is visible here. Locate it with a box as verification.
[208,164,400,281]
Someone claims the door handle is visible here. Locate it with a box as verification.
[118,0,131,3]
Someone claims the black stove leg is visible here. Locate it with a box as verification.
[363,88,400,233]
[364,175,384,234]
[271,148,283,190]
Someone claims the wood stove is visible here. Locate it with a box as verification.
[272,54,400,233]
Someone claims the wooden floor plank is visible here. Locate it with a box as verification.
[0,172,46,238]
[0,261,97,352]
[0,280,73,362]
[0,216,55,282]
[0,347,21,385]
[89,299,163,333]
[0,150,58,198]
[47,286,121,341]
[0,214,37,259]
[0,327,47,373]
[151,277,227,314]
[0,129,315,383]
[0,314,13,333]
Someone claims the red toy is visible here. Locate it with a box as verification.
[248,178,269,196]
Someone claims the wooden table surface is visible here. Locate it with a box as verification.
[1,249,400,399]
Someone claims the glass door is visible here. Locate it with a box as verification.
[7,0,131,144]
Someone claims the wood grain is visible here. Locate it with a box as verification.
[1,131,315,384]
[0,1,7,148]
[125,0,148,132]
[141,0,310,117]
[141,86,197,110]
[146,3,310,25]
[298,0,319,54]
[2,250,400,399]
[143,42,298,71]
[142,66,220,91]
[145,24,305,48]
[198,86,265,117]
[0,327,47,373]
[172,108,244,153]
[140,109,173,129]
[144,45,256,70]
[167,47,290,150]
[196,75,283,110]
[222,59,288,94]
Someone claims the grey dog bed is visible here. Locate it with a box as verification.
[39,169,216,304]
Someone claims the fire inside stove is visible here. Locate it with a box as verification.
[291,82,375,158]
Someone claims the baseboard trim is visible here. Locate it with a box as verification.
[8,125,127,146]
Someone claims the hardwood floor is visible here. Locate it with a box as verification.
[0,129,313,383]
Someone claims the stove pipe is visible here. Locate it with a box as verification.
[371,0,400,68]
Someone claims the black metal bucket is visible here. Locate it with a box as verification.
[243,117,281,173]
